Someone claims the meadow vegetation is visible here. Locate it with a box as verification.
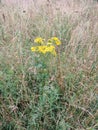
[0,0,98,130]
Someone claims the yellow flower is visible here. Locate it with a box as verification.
[31,47,38,52]
[45,45,56,55]
[34,37,45,44]
[31,36,60,55]
[51,37,61,45]
[49,46,56,56]
[35,45,57,55]
[47,45,55,51]
[38,46,47,54]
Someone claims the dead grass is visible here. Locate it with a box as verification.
[0,0,98,129]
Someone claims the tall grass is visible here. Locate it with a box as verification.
[0,0,98,129]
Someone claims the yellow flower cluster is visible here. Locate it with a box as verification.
[31,45,56,55]
[34,37,45,44]
[51,37,61,45]
[31,37,61,55]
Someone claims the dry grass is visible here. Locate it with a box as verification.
[0,0,98,130]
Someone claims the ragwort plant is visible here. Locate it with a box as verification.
[31,37,64,91]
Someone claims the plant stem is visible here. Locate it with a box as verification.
[56,47,64,92]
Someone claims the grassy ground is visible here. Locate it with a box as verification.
[0,0,98,130]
